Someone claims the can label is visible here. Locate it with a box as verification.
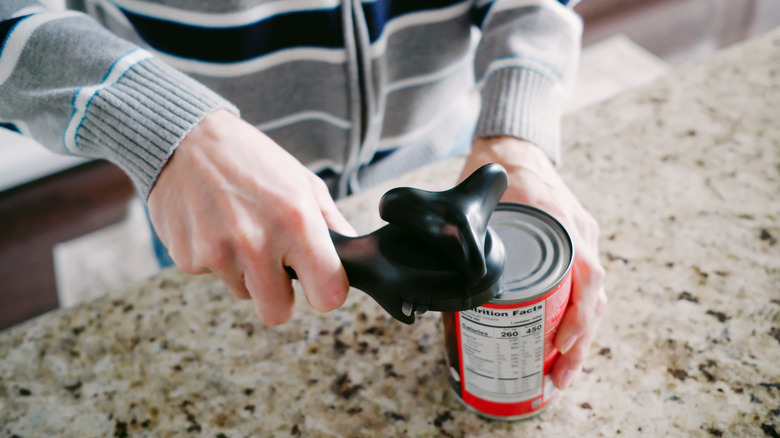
[445,273,570,418]
[442,203,573,420]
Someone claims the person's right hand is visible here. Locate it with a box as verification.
[147,110,355,326]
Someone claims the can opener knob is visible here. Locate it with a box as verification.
[287,163,508,324]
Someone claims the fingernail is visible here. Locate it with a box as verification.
[559,335,576,354]
[561,370,576,389]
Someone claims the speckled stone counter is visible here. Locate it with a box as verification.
[2,29,779,438]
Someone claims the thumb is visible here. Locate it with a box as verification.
[309,174,357,237]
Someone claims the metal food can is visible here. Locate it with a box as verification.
[442,203,574,421]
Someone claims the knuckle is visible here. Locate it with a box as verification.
[229,224,251,247]
[319,285,349,312]
[310,175,330,196]
[588,219,601,240]
[574,303,592,329]
[584,211,599,230]
[287,208,307,233]
[197,242,232,272]
[592,265,606,284]
[277,200,311,234]
[583,259,606,285]
[594,292,608,317]
[169,250,198,274]
[562,336,589,363]
[573,209,599,238]
[229,223,263,255]
[573,343,590,363]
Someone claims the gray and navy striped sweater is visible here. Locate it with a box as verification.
[0,0,581,198]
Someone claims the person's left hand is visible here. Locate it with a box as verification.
[460,136,607,390]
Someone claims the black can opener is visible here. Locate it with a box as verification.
[287,163,508,324]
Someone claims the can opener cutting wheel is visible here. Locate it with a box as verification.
[287,163,508,324]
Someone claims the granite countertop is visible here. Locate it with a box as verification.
[2,29,779,438]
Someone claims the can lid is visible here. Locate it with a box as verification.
[489,203,573,303]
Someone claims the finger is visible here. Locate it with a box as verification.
[551,322,593,389]
[244,261,296,326]
[226,215,299,325]
[285,210,350,313]
[165,231,211,275]
[554,245,605,354]
[550,287,606,389]
[216,270,251,300]
[309,174,357,237]
[183,226,233,275]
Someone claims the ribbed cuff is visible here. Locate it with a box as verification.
[474,67,564,164]
[72,57,239,198]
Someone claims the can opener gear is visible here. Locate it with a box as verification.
[287,163,508,324]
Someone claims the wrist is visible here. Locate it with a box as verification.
[178,109,237,150]
[470,137,554,171]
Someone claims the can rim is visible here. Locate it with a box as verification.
[488,202,574,304]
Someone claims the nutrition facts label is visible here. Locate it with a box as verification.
[459,302,545,403]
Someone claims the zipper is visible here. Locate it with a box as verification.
[338,0,364,198]
[340,0,381,197]
[347,0,379,194]
[352,4,370,144]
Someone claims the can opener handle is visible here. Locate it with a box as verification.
[286,163,508,324]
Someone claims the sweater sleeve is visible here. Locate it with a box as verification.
[471,0,582,163]
[0,1,238,198]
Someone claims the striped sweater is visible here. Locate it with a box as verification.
[0,0,582,198]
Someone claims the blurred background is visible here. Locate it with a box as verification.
[2,0,780,330]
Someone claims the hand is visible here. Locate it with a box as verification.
[461,137,607,389]
[147,110,355,326]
